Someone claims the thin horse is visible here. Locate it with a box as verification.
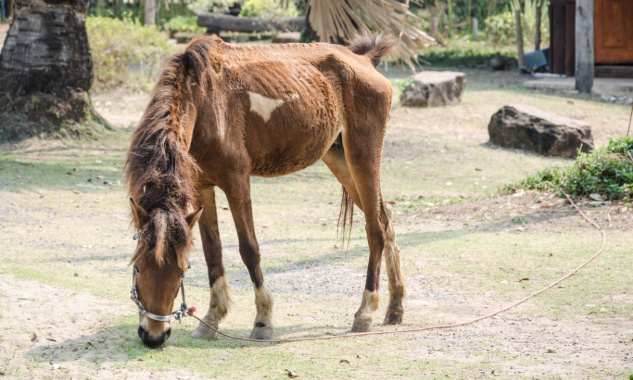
[125,34,405,347]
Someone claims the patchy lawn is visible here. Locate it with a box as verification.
[1,67,632,379]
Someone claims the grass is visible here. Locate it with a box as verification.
[1,70,632,378]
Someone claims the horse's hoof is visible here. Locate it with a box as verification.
[351,317,372,333]
[249,324,274,340]
[383,310,403,325]
[191,322,217,339]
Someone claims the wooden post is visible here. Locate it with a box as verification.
[535,0,542,50]
[472,18,479,41]
[144,0,155,26]
[431,16,439,37]
[575,0,594,93]
[515,10,524,71]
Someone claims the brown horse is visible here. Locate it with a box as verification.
[125,34,406,347]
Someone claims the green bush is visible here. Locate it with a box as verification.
[504,137,633,200]
[188,0,233,14]
[86,16,171,90]
[164,16,205,37]
[485,0,550,47]
[420,39,517,68]
[240,0,300,18]
[485,11,516,46]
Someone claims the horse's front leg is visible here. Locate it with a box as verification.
[191,187,231,339]
[223,177,274,340]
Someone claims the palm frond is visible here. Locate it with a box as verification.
[306,0,436,67]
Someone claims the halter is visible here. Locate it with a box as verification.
[130,265,189,323]
[130,229,190,323]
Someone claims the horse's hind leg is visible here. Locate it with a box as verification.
[222,176,274,340]
[323,139,406,331]
[192,187,231,339]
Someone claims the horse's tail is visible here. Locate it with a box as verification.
[338,186,354,250]
[347,33,398,66]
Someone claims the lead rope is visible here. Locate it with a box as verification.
[186,184,607,343]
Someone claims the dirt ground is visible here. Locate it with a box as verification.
[2,64,633,378]
[2,191,632,378]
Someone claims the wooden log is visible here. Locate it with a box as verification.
[198,13,305,34]
[515,10,525,71]
[575,0,594,93]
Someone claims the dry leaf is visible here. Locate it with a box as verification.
[386,200,395,205]
[285,369,298,378]
[47,337,57,342]
[31,332,38,342]
[340,359,350,364]
[518,278,530,283]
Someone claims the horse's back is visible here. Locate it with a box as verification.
[190,38,391,179]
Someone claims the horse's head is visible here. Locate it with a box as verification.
[129,199,202,347]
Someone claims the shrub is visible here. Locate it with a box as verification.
[86,16,171,91]
[165,16,205,37]
[419,39,517,68]
[485,0,550,48]
[239,0,300,18]
[504,137,633,200]
[485,11,516,46]
[188,0,233,14]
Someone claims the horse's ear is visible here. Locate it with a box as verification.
[185,207,203,229]
[130,198,149,229]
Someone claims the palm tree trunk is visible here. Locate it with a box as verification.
[0,0,109,142]
[0,0,92,95]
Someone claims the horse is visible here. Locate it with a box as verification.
[125,34,406,347]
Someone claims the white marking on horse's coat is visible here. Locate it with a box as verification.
[247,92,285,122]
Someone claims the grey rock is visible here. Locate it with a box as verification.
[400,71,467,107]
[488,104,594,158]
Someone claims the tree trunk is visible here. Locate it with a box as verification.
[575,0,594,93]
[0,0,109,142]
[144,0,155,26]
[535,1,542,51]
[0,0,92,95]
[515,10,525,71]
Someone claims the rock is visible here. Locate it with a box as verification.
[272,32,301,44]
[490,56,506,70]
[400,71,467,107]
[488,104,594,158]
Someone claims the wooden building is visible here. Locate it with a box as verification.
[550,0,633,78]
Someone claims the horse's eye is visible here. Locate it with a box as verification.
[134,265,141,274]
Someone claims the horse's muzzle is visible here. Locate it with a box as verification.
[138,325,171,347]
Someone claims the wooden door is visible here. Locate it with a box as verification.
[595,0,633,63]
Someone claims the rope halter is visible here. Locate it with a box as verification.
[130,264,189,323]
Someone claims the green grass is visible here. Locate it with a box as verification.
[1,71,632,378]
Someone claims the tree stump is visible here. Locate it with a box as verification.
[400,71,467,107]
[488,104,594,158]
[0,0,110,142]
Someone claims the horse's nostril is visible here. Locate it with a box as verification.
[138,325,147,340]
[138,325,171,348]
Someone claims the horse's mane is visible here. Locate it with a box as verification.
[125,38,215,269]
